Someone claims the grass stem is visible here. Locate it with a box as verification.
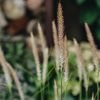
[79,80,82,100]
[60,68,63,100]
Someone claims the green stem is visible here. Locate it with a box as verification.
[41,83,44,100]
[85,77,88,100]
[60,68,62,100]
[79,80,82,100]
[97,82,99,100]
[64,83,67,99]
[97,70,99,100]
[86,89,88,100]
[48,82,50,99]
[8,87,13,100]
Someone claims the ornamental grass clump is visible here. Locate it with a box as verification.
[53,1,69,82]
[0,48,24,100]
[30,23,49,85]
[0,0,100,100]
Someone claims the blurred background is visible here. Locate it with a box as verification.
[0,0,100,47]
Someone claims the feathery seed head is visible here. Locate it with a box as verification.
[85,23,99,69]
[57,2,64,39]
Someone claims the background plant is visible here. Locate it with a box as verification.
[74,0,100,41]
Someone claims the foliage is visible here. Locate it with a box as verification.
[74,0,100,40]
[0,40,99,99]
